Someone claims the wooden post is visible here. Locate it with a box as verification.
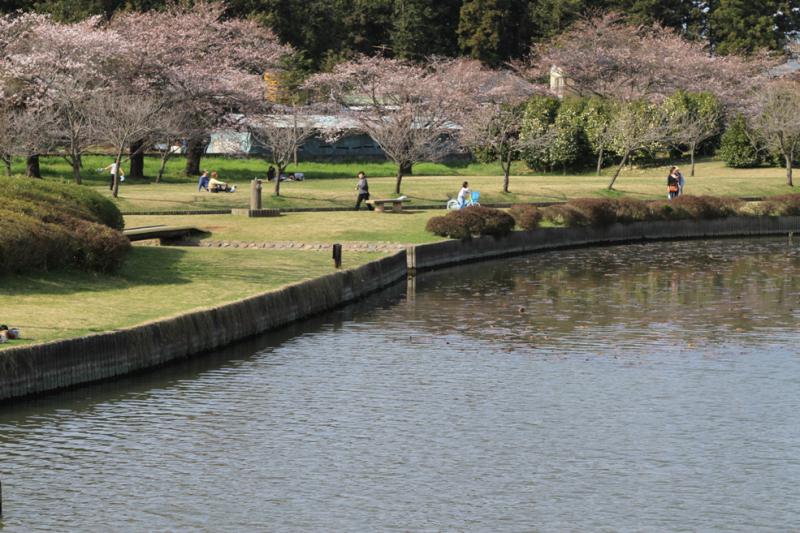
[332,243,342,268]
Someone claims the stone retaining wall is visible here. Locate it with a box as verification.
[0,251,408,402]
[3,216,798,402]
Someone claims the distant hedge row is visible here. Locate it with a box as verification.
[426,194,800,239]
[0,176,129,274]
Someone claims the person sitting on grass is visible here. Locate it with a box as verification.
[0,325,20,343]
[208,171,236,193]
[198,170,210,191]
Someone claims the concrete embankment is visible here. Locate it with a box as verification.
[0,251,407,402]
[2,216,799,402]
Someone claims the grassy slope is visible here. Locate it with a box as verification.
[0,247,383,348]
[15,156,797,212]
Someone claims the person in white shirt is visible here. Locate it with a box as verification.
[457,181,471,208]
[103,162,125,190]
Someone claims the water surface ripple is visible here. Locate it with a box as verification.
[1,238,799,531]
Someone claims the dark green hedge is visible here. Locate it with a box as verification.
[426,206,516,239]
[0,176,129,274]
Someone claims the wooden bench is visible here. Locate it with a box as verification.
[366,198,409,212]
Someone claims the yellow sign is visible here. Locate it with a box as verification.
[263,71,281,102]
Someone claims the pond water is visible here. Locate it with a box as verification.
[1,238,799,532]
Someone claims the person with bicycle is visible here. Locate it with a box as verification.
[457,181,471,208]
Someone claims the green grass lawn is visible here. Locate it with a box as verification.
[125,210,446,244]
[0,246,384,348]
[13,156,798,213]
[11,154,527,185]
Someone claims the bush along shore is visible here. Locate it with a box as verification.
[0,176,129,274]
[426,194,800,238]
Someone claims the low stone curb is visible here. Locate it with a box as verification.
[172,240,407,252]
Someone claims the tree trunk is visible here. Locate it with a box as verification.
[129,139,145,180]
[502,154,511,193]
[2,156,11,176]
[26,154,41,178]
[185,136,207,175]
[112,149,123,198]
[608,150,630,190]
[786,154,794,187]
[596,146,604,176]
[690,143,696,177]
[274,164,283,196]
[400,161,412,176]
[156,150,171,184]
[71,158,82,184]
[395,166,404,194]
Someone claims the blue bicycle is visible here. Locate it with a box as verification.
[446,191,480,210]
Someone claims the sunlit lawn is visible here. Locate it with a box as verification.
[0,247,384,347]
[13,156,797,212]
[125,210,446,244]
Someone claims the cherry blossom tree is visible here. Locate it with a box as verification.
[111,1,292,177]
[461,103,527,193]
[750,80,800,186]
[0,103,59,177]
[457,63,542,193]
[307,56,472,194]
[244,105,318,196]
[530,13,770,106]
[0,12,128,182]
[87,91,171,198]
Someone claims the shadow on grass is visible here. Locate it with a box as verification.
[1,247,192,296]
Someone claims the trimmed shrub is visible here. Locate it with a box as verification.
[509,204,543,230]
[0,176,129,275]
[660,195,743,220]
[758,194,800,216]
[70,220,131,273]
[567,198,620,226]
[541,203,589,227]
[426,206,515,239]
[612,198,650,223]
[478,206,516,237]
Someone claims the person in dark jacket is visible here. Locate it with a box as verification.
[667,168,680,200]
[267,165,276,181]
[355,171,373,210]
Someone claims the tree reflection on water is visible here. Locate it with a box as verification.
[410,238,800,351]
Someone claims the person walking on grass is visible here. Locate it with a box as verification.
[355,171,373,211]
[103,161,125,190]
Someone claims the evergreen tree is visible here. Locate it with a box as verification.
[710,0,798,54]
[458,0,531,66]
[719,114,764,167]
[391,0,461,60]
[609,0,706,38]
[529,0,588,42]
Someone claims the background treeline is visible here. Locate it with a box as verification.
[4,0,799,69]
[506,91,798,179]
